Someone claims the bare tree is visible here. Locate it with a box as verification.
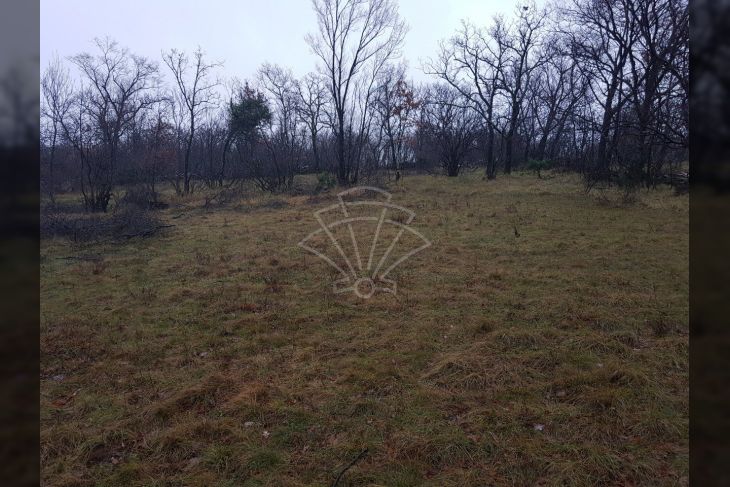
[624,0,689,185]
[371,63,419,175]
[68,38,159,211]
[530,42,586,162]
[197,112,228,188]
[41,55,73,202]
[296,73,328,172]
[306,0,407,184]
[138,102,175,204]
[497,3,549,174]
[163,47,221,194]
[564,0,639,183]
[256,64,303,190]
[425,19,506,179]
[420,84,479,177]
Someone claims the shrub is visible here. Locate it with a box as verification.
[527,159,552,178]
[121,186,168,210]
[314,172,337,193]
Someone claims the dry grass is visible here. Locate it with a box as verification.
[40,171,688,486]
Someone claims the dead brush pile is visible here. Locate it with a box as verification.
[41,203,170,243]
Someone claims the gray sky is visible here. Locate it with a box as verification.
[40,0,523,84]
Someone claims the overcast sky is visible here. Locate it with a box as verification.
[40,0,526,84]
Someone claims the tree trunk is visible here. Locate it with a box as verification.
[220,133,232,187]
[336,108,347,185]
[48,126,57,203]
[485,126,497,180]
[311,130,320,172]
[505,95,519,174]
[485,101,497,180]
[596,81,619,178]
[184,130,193,194]
[536,106,556,161]
[504,130,514,174]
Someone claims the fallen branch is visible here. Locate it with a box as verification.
[331,448,368,487]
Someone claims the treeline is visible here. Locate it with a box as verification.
[40,0,688,212]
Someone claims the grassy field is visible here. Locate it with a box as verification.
[40,172,688,486]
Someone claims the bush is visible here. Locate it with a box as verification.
[314,172,337,193]
[527,159,552,178]
[121,186,168,210]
